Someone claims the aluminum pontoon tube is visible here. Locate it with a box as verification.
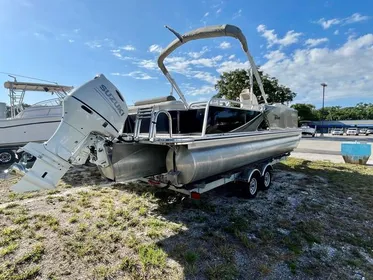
[166,132,301,185]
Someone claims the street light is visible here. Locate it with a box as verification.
[320,83,327,136]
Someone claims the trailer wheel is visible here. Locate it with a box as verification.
[260,168,273,190]
[245,173,259,199]
[0,150,16,164]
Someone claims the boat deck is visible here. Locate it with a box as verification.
[126,128,302,148]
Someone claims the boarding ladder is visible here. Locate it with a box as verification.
[133,106,173,142]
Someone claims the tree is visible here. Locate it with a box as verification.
[290,104,319,121]
[290,102,373,121]
[214,69,296,104]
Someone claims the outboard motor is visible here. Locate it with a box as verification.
[11,74,128,192]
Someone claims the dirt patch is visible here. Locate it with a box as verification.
[1,158,373,279]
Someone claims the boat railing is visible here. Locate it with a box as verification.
[149,110,173,141]
[31,98,62,107]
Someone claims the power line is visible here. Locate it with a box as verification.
[0,71,58,84]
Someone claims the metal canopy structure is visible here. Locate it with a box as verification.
[4,80,74,118]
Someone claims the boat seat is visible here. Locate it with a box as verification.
[240,89,258,108]
[134,95,176,106]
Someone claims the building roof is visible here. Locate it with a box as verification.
[310,120,373,127]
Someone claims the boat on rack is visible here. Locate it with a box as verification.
[10,24,301,193]
[0,81,73,164]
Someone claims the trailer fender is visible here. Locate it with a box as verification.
[261,164,273,176]
[247,169,261,182]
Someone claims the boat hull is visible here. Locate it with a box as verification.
[166,130,301,184]
[0,117,61,148]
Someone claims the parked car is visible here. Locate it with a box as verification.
[346,128,359,136]
[300,125,316,137]
[331,128,344,135]
[359,128,369,136]
[367,129,372,135]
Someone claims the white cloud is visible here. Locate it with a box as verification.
[257,24,302,48]
[219,41,231,49]
[217,60,250,74]
[232,9,242,20]
[183,84,216,96]
[111,71,157,80]
[120,45,136,51]
[304,38,328,47]
[204,12,209,17]
[216,8,222,14]
[149,44,163,53]
[260,33,373,103]
[228,54,235,59]
[135,59,158,70]
[193,71,218,84]
[187,46,209,58]
[334,30,339,35]
[85,38,115,49]
[68,39,74,43]
[85,40,102,48]
[317,18,341,29]
[73,29,80,33]
[316,13,370,29]
[344,13,370,24]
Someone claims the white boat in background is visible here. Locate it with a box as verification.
[0,81,73,164]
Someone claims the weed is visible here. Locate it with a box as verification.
[17,243,45,264]
[69,215,79,224]
[119,257,139,274]
[184,250,199,264]
[93,265,115,279]
[11,215,29,225]
[4,203,20,209]
[258,264,271,275]
[287,261,297,274]
[138,244,167,269]
[206,263,239,280]
[0,242,19,257]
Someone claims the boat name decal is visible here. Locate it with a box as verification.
[99,84,125,116]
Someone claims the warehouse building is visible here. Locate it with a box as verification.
[305,120,373,134]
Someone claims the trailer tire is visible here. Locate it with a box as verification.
[260,168,273,190]
[245,172,260,199]
[0,150,16,164]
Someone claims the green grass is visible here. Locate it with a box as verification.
[206,263,239,280]
[138,244,167,269]
[0,243,19,257]
[16,243,45,264]
[184,250,199,265]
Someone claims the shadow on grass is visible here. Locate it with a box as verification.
[110,157,373,279]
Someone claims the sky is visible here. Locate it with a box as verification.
[0,0,372,108]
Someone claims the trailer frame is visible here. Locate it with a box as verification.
[138,153,289,199]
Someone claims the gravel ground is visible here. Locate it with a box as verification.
[1,157,373,279]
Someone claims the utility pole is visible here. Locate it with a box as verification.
[320,83,327,136]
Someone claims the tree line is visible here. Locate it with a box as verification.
[215,68,372,121]
[290,103,373,122]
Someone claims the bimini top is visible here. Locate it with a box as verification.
[158,24,248,75]
[4,81,73,93]
[156,24,268,107]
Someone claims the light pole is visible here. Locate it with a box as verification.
[320,83,327,136]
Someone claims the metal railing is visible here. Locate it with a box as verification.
[149,110,173,141]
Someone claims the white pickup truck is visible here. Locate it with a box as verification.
[346,128,359,136]
[300,125,316,137]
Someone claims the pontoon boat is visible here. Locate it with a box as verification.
[10,24,301,194]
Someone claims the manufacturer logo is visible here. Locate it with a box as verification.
[99,84,125,116]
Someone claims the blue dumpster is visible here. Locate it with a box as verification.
[341,142,371,165]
